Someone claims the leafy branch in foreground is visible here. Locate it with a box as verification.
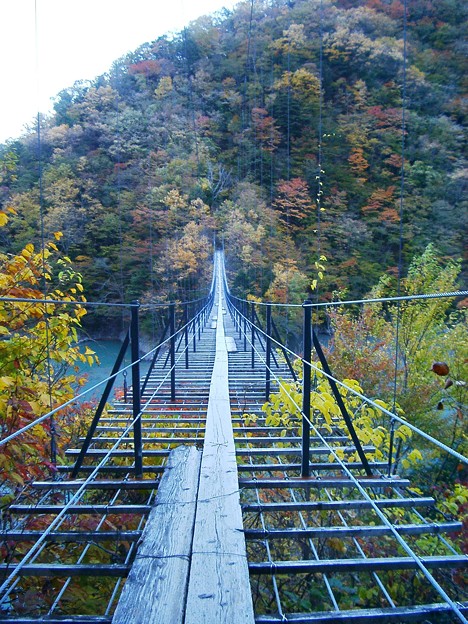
[245,363,418,468]
[0,210,98,493]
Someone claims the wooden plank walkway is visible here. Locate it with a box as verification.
[184,279,255,623]
[112,268,254,623]
[112,446,201,624]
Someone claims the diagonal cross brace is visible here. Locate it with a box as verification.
[71,331,130,479]
[311,329,373,477]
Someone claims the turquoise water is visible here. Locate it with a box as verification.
[76,340,151,402]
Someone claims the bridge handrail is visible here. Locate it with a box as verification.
[226,290,468,308]
[224,284,468,468]
[0,290,215,453]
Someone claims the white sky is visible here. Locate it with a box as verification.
[0,0,238,143]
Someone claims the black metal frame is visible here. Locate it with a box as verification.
[71,293,214,478]
[225,292,373,479]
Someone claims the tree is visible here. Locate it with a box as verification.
[274,178,314,231]
[327,244,467,479]
[0,211,97,492]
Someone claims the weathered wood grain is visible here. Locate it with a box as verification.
[112,445,201,624]
[185,277,255,624]
[225,336,238,352]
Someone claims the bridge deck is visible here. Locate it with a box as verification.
[108,266,254,623]
[184,282,254,623]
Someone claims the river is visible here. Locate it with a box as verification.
[75,340,151,402]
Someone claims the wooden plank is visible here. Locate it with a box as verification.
[9,504,151,515]
[95,426,206,433]
[57,465,165,474]
[0,530,141,543]
[65,449,171,457]
[0,563,129,577]
[235,446,375,456]
[225,336,237,352]
[237,462,389,472]
[30,479,160,490]
[255,602,468,623]
[233,436,305,443]
[0,618,112,624]
[83,437,204,444]
[112,445,201,624]
[185,276,255,624]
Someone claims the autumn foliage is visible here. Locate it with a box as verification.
[0,211,96,496]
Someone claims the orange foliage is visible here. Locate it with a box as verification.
[348,147,369,176]
[362,186,399,222]
[274,178,314,230]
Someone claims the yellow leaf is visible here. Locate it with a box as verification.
[54,231,63,240]
[0,212,8,226]
[0,376,15,390]
[10,473,24,486]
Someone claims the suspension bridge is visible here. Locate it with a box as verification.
[0,251,467,623]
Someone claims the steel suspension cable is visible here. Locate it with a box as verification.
[34,0,57,467]
[229,289,468,308]
[315,0,324,305]
[388,0,409,475]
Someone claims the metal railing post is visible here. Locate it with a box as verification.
[131,301,143,478]
[301,300,312,478]
[266,303,272,401]
[251,301,255,369]
[170,303,176,402]
[184,305,189,369]
[243,301,247,352]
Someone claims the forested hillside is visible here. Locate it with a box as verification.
[0,0,466,331]
[0,4,466,613]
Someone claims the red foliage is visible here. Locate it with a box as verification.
[367,106,402,130]
[274,178,314,229]
[128,60,162,77]
[251,108,281,152]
